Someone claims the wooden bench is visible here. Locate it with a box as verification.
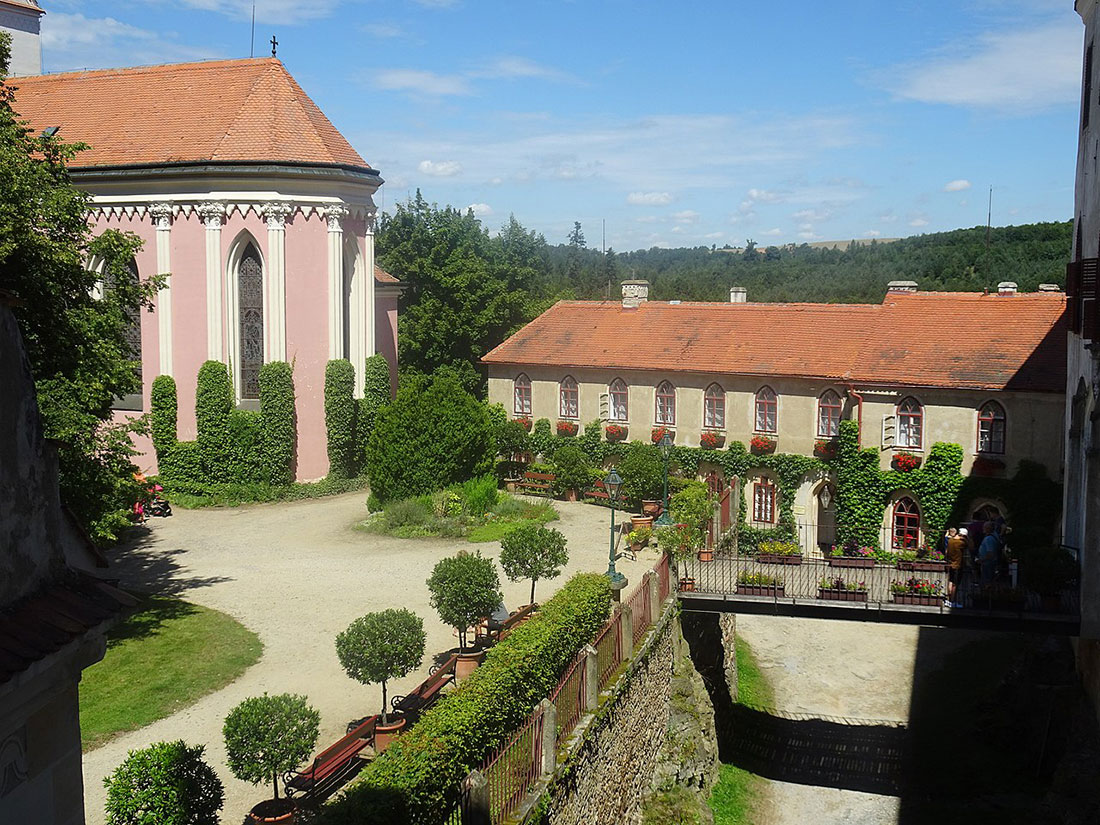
[390,654,458,720]
[517,471,555,497]
[285,715,377,803]
[585,479,611,503]
[478,602,537,646]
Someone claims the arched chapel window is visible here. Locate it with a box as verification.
[977,401,1006,455]
[238,243,264,400]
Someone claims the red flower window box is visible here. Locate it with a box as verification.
[604,423,628,443]
[894,452,922,472]
[652,426,675,445]
[515,417,532,432]
[750,435,776,454]
[814,439,837,458]
[556,420,579,437]
[700,431,725,450]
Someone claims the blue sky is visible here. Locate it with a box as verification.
[40,0,1082,251]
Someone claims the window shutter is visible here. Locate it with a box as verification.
[1067,260,1082,334]
[599,392,609,421]
[1083,258,1098,342]
[881,414,896,449]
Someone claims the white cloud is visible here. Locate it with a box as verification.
[418,159,463,177]
[864,229,881,237]
[762,227,783,236]
[41,13,218,71]
[703,232,724,239]
[413,0,460,7]
[909,217,930,227]
[798,230,820,239]
[745,188,783,203]
[886,20,1082,111]
[943,179,972,192]
[672,210,700,224]
[792,208,833,223]
[627,192,673,206]
[152,0,340,24]
[466,203,493,217]
[635,215,661,224]
[879,211,898,223]
[375,69,472,96]
[470,57,576,83]
[362,23,403,38]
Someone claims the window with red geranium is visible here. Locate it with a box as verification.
[817,389,842,437]
[704,383,725,429]
[514,374,532,416]
[609,378,629,421]
[755,386,777,433]
[977,401,1005,454]
[655,381,676,425]
[753,479,776,523]
[897,397,923,449]
[892,497,920,551]
[559,375,578,419]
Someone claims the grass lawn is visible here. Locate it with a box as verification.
[708,634,774,824]
[358,493,558,541]
[79,595,262,751]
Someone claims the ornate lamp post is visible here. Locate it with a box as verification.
[604,469,628,598]
[655,431,673,526]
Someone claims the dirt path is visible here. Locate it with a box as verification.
[735,615,980,825]
[83,494,650,825]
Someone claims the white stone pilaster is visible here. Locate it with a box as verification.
[325,204,348,363]
[264,202,291,362]
[150,203,174,377]
[366,209,377,364]
[199,202,226,361]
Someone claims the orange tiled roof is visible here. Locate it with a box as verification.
[374,265,400,284]
[483,291,1067,393]
[10,58,370,170]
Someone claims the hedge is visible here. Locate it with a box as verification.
[259,361,296,485]
[325,359,358,479]
[150,375,178,456]
[195,361,233,482]
[324,573,613,824]
[358,353,392,465]
[226,409,264,484]
[157,441,203,484]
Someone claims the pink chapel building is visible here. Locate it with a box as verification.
[8,29,399,480]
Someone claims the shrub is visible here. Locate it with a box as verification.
[157,441,203,483]
[336,610,426,725]
[226,409,263,483]
[499,523,568,604]
[528,418,554,458]
[325,359,359,479]
[150,375,178,457]
[459,475,499,517]
[326,573,612,824]
[223,693,319,801]
[358,354,392,463]
[495,418,530,459]
[103,740,224,825]
[259,361,296,485]
[669,481,714,533]
[195,361,233,482]
[426,551,501,651]
[550,443,592,496]
[384,497,433,528]
[619,442,665,506]
[365,371,493,502]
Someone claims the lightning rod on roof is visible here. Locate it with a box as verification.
[250,3,256,58]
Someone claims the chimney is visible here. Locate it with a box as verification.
[729,286,747,303]
[1038,283,1062,292]
[997,281,1018,296]
[621,280,649,309]
[886,280,918,294]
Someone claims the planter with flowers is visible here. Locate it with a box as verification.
[893,451,922,472]
[605,423,628,443]
[972,456,1006,477]
[756,540,803,566]
[828,544,875,569]
[651,426,675,445]
[515,417,532,432]
[700,430,725,450]
[890,577,943,606]
[818,577,869,602]
[737,571,784,598]
[750,434,776,455]
[813,438,838,459]
[896,548,948,573]
[627,526,652,553]
[556,420,578,437]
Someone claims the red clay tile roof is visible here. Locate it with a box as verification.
[1,0,44,12]
[10,58,370,170]
[374,265,400,284]
[483,291,1067,393]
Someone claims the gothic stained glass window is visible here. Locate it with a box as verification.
[107,259,142,410]
[238,244,264,400]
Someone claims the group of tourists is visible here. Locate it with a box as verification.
[942,518,1012,606]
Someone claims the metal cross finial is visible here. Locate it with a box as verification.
[271,35,278,57]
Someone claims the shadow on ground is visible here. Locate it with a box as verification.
[105,528,232,597]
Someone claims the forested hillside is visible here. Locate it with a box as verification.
[377,192,1071,395]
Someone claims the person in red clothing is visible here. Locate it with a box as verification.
[945,527,968,606]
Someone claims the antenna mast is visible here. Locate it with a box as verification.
[986,186,993,249]
[250,3,256,58]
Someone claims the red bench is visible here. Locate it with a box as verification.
[585,479,611,503]
[478,602,537,647]
[391,654,458,719]
[517,471,555,497]
[285,715,377,803]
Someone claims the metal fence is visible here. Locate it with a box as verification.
[593,608,625,691]
[482,710,545,823]
[549,650,587,750]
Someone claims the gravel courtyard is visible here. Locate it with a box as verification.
[83,493,653,825]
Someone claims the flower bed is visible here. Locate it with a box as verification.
[556,420,578,437]
[750,434,776,454]
[604,423,628,443]
[700,431,725,450]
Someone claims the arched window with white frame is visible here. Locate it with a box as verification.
[704,383,725,429]
[755,386,777,434]
[977,401,1006,454]
[897,397,923,449]
[655,381,676,425]
[237,241,264,400]
[609,378,629,421]
[559,376,579,419]
[514,374,532,416]
[817,389,842,437]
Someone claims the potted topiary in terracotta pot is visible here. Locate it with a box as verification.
[427,551,503,681]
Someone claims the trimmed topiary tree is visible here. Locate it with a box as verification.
[336,609,426,725]
[103,740,224,825]
[499,523,569,604]
[223,693,319,804]
[357,353,392,462]
[426,550,502,651]
[259,361,296,485]
[365,371,493,502]
[149,375,177,457]
[550,443,593,498]
[195,360,233,482]
[325,358,359,479]
[618,441,665,507]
